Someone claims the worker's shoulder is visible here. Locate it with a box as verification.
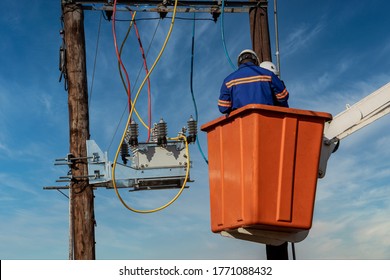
[228,65,261,79]
[223,69,241,82]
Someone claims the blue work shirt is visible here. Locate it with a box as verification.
[218,62,289,114]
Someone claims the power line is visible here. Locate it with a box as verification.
[88,12,103,111]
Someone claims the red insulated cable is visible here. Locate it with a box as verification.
[131,11,152,142]
[112,0,132,113]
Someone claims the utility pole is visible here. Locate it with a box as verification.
[62,2,96,260]
[249,0,271,62]
[249,0,289,260]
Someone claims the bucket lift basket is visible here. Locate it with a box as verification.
[201,104,332,245]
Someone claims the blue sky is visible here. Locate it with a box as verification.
[1,0,390,260]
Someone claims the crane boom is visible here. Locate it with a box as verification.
[324,82,390,140]
[319,82,390,178]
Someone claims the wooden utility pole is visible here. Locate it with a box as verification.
[249,0,289,260]
[62,2,96,260]
[249,0,272,62]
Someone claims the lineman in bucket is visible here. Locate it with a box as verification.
[218,49,289,114]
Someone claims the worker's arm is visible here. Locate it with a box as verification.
[218,81,232,114]
[271,75,289,107]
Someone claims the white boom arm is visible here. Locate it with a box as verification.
[319,82,390,178]
[324,82,390,140]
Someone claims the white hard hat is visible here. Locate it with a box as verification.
[237,49,259,66]
[259,61,279,75]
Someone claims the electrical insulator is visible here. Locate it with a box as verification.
[121,142,129,165]
[150,123,158,143]
[128,120,139,147]
[187,115,197,144]
[156,118,167,146]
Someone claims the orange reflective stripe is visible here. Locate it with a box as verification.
[276,88,288,100]
[225,75,271,88]
[218,100,231,107]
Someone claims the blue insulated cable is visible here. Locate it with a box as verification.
[221,0,237,70]
[190,13,208,164]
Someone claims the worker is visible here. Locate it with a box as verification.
[218,49,289,114]
[218,49,290,259]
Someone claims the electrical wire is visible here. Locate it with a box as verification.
[58,17,68,91]
[132,12,152,141]
[112,1,132,111]
[221,0,237,70]
[88,12,102,111]
[116,11,152,137]
[107,18,161,154]
[112,0,185,213]
[189,13,208,164]
[117,12,135,112]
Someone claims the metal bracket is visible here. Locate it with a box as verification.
[318,136,340,178]
[54,153,97,182]
[77,1,266,13]
[54,154,75,166]
[54,153,93,165]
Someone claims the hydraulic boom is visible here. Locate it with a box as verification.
[319,82,390,178]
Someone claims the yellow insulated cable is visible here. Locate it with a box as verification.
[112,0,186,213]
[117,11,150,130]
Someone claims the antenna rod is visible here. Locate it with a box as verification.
[274,0,281,76]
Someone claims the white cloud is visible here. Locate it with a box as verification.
[282,22,326,57]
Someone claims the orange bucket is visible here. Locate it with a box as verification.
[201,104,332,233]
